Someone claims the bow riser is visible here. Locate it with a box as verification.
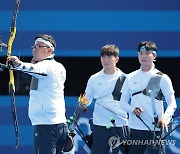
[7,27,16,92]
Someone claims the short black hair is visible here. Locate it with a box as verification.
[100,44,119,57]
[137,41,157,52]
[35,34,56,48]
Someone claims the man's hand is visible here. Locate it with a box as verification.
[7,56,21,67]
[158,118,168,132]
[133,107,143,116]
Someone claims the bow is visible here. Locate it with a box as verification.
[7,0,21,149]
[0,0,21,148]
[63,94,88,152]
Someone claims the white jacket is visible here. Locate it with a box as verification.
[120,66,177,130]
[17,55,67,125]
[85,68,128,127]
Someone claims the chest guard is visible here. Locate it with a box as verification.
[132,72,164,100]
[112,76,126,101]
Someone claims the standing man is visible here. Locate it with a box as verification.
[84,44,128,154]
[8,34,68,154]
[120,41,177,154]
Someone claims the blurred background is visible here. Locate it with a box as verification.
[0,0,180,153]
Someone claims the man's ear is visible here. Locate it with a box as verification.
[47,48,53,54]
[153,53,157,62]
[116,56,119,63]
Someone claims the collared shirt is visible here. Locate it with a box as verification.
[17,55,67,125]
[120,66,177,130]
[85,68,128,127]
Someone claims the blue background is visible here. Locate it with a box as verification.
[0,0,180,58]
[0,0,180,153]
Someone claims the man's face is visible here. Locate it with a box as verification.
[101,55,119,70]
[138,50,156,66]
[32,41,50,62]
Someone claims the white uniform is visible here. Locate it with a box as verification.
[120,66,177,130]
[85,68,128,127]
[17,55,67,125]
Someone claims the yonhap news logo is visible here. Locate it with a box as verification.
[108,136,176,149]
